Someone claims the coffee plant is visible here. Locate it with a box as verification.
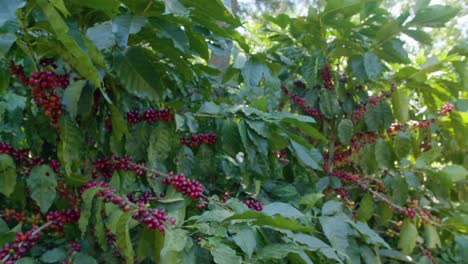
[0,0,466,263]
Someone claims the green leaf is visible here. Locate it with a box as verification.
[112,14,147,47]
[208,237,242,264]
[110,105,128,155]
[319,90,340,119]
[241,56,268,87]
[257,243,308,260]
[337,119,353,145]
[398,219,418,255]
[424,224,441,249]
[197,101,221,114]
[86,23,116,50]
[291,234,340,261]
[232,226,256,259]
[36,0,101,87]
[299,193,324,211]
[184,0,241,27]
[137,230,164,263]
[69,0,120,17]
[62,80,86,119]
[116,212,134,264]
[148,124,171,167]
[357,193,374,222]
[49,0,70,17]
[160,228,187,264]
[350,221,391,248]
[375,139,393,169]
[0,32,16,58]
[350,55,366,82]
[0,154,16,197]
[225,210,314,232]
[40,248,67,263]
[59,115,84,176]
[394,132,412,159]
[14,257,37,264]
[263,202,304,218]
[113,47,163,100]
[290,140,322,170]
[72,252,98,264]
[378,202,394,226]
[26,165,57,213]
[363,52,383,81]
[392,89,410,123]
[319,215,351,258]
[94,200,108,251]
[409,5,461,27]
[79,187,100,236]
[403,29,432,45]
[441,165,467,182]
[392,175,409,206]
[0,0,25,27]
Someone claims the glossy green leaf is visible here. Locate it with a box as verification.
[319,90,340,119]
[398,219,418,255]
[62,80,86,119]
[225,210,315,232]
[424,224,441,249]
[72,253,98,264]
[441,165,467,182]
[394,132,412,159]
[392,89,410,123]
[26,165,57,213]
[116,212,134,264]
[375,139,393,169]
[40,248,67,263]
[258,243,308,260]
[232,226,256,259]
[112,14,147,47]
[364,52,384,81]
[409,5,461,27]
[208,237,242,264]
[148,124,171,167]
[378,202,394,226]
[358,193,374,222]
[337,119,353,145]
[79,187,99,236]
[290,140,322,170]
[69,0,120,17]
[0,154,16,197]
[113,47,163,100]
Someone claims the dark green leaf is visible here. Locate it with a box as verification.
[79,187,100,236]
[40,248,67,263]
[409,5,461,27]
[357,193,374,222]
[62,80,86,119]
[232,226,256,258]
[116,212,134,264]
[394,132,412,159]
[337,119,353,145]
[208,237,242,264]
[72,252,98,264]
[0,154,16,197]
[363,52,383,81]
[258,243,307,260]
[113,47,163,100]
[113,14,146,47]
[398,219,418,255]
[263,202,304,218]
[225,210,314,232]
[319,90,340,119]
[290,140,322,170]
[375,139,393,169]
[148,125,171,167]
[26,165,57,213]
[392,89,410,123]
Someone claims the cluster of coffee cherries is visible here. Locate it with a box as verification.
[61,241,81,264]
[162,172,204,199]
[281,85,323,120]
[0,226,42,263]
[126,108,174,124]
[180,132,217,148]
[28,70,69,129]
[321,64,334,90]
[0,142,61,176]
[93,155,145,179]
[132,203,175,232]
[8,61,29,86]
[44,209,80,235]
[244,199,263,211]
[438,102,455,115]
[82,181,175,232]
